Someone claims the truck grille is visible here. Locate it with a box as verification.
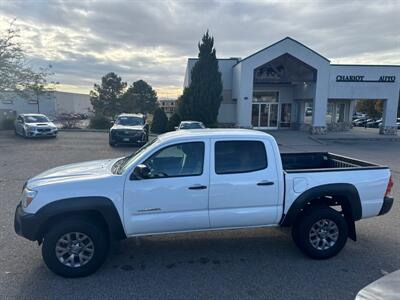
[115,130,142,137]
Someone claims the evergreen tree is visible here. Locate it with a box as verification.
[166,113,181,131]
[123,79,158,114]
[151,107,168,133]
[178,31,223,126]
[90,72,127,118]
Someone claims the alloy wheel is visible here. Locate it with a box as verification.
[308,219,339,251]
[55,232,95,268]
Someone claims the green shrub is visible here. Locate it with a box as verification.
[151,108,168,134]
[89,115,112,129]
[166,113,181,131]
[1,118,15,130]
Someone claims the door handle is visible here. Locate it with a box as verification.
[257,180,274,186]
[138,208,161,213]
[188,184,207,190]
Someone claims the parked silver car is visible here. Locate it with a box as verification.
[15,114,58,138]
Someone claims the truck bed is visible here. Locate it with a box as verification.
[281,152,387,173]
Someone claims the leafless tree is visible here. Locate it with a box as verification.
[0,19,58,105]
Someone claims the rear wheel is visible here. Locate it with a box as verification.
[292,207,348,259]
[42,218,109,277]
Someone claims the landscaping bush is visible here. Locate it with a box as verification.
[1,117,15,130]
[151,108,168,134]
[166,113,181,131]
[89,115,112,129]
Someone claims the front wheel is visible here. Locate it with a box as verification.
[292,207,348,259]
[42,218,109,277]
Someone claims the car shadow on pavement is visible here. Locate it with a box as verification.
[13,227,397,299]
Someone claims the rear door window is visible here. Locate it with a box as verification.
[215,141,267,174]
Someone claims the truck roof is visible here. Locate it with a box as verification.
[118,113,144,118]
[19,113,47,117]
[158,128,271,141]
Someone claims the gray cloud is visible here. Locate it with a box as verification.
[0,0,399,96]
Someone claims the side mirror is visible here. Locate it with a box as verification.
[174,126,178,130]
[131,164,150,180]
[110,121,114,125]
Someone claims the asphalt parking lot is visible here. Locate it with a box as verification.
[0,130,399,299]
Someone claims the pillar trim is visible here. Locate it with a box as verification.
[379,126,398,135]
[310,126,327,135]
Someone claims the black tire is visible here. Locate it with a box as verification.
[22,129,27,138]
[42,218,109,278]
[292,206,348,259]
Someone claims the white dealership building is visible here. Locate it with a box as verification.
[184,37,400,134]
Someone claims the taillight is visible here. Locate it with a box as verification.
[385,175,394,198]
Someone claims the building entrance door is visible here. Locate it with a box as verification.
[251,103,279,129]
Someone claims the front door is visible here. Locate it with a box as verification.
[209,139,280,228]
[252,103,279,129]
[123,140,210,235]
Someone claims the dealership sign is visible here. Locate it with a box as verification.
[336,75,396,82]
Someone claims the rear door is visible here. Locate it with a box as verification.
[209,138,280,228]
[123,139,210,235]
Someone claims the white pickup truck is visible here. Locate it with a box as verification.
[14,129,394,277]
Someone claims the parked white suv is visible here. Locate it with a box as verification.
[15,114,58,138]
[14,129,394,277]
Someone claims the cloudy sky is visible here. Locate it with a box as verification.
[0,0,399,97]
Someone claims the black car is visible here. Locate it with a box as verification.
[109,114,149,146]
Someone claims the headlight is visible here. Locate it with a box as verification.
[20,188,37,208]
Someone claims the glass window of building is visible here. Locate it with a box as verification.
[304,101,313,124]
[253,91,279,103]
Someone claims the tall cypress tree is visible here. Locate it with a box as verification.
[178,31,223,126]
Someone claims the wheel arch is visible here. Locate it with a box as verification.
[280,183,362,240]
[36,196,126,242]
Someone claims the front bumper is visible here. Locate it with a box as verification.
[378,197,394,216]
[110,131,146,144]
[26,128,58,137]
[14,204,41,241]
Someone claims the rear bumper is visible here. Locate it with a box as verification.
[378,197,394,216]
[14,204,41,241]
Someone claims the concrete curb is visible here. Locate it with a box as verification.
[58,128,159,139]
[311,136,400,142]
[59,128,109,133]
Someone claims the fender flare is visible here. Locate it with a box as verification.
[35,196,126,241]
[280,183,362,226]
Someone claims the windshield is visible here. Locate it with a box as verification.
[112,138,159,174]
[116,116,144,126]
[180,122,204,129]
[24,115,49,123]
